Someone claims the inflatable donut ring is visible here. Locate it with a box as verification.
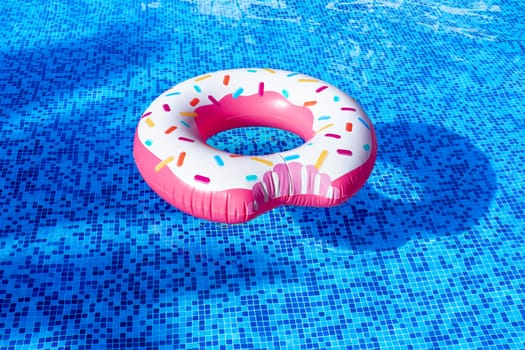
[133,68,377,224]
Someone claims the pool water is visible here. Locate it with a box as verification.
[1,0,524,349]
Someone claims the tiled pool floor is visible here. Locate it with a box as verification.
[1,0,524,349]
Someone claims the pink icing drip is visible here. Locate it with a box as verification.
[252,162,337,202]
[305,165,317,194]
[288,163,303,195]
[318,171,332,197]
[263,171,275,198]
[275,164,291,197]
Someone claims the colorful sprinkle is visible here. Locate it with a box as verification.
[324,133,341,139]
[263,68,276,74]
[178,136,195,143]
[162,104,171,112]
[194,175,210,184]
[315,123,334,134]
[223,75,230,86]
[282,89,289,98]
[246,174,258,182]
[145,139,153,146]
[195,74,212,82]
[189,97,200,106]
[315,150,328,170]
[208,95,220,105]
[337,149,353,156]
[155,156,174,172]
[341,107,357,112]
[333,96,340,102]
[179,111,197,117]
[318,116,331,121]
[177,152,186,167]
[346,123,353,132]
[284,154,300,161]
[141,111,152,118]
[287,72,299,77]
[363,144,371,151]
[213,155,224,167]
[180,121,191,128]
[251,157,274,167]
[232,88,244,99]
[193,85,202,93]
[145,118,155,127]
[299,79,319,83]
[358,117,370,129]
[259,82,265,96]
[164,126,177,134]
[303,101,317,107]
[166,92,180,97]
[229,154,242,158]
[247,69,258,73]
[316,85,328,93]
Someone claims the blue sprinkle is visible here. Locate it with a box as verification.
[247,69,257,73]
[246,174,258,182]
[214,155,224,167]
[232,88,244,99]
[334,96,340,102]
[358,117,370,129]
[193,85,202,93]
[145,139,153,146]
[318,116,331,121]
[282,89,289,98]
[166,92,181,97]
[363,144,371,151]
[284,154,300,161]
[181,121,191,128]
[287,72,299,77]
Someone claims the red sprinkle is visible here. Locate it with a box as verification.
[177,152,186,167]
[341,107,357,112]
[164,126,178,134]
[178,137,195,143]
[189,98,200,107]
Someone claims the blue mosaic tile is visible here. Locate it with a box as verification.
[1,0,525,349]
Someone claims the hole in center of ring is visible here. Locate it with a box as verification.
[206,126,305,156]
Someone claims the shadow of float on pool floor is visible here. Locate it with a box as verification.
[294,121,498,251]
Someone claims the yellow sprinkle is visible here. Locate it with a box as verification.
[145,118,155,127]
[298,79,319,83]
[315,150,328,170]
[179,111,197,117]
[250,157,274,167]
[194,74,212,82]
[155,156,174,172]
[263,68,276,74]
[315,123,334,134]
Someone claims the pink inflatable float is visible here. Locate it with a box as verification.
[133,68,377,223]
